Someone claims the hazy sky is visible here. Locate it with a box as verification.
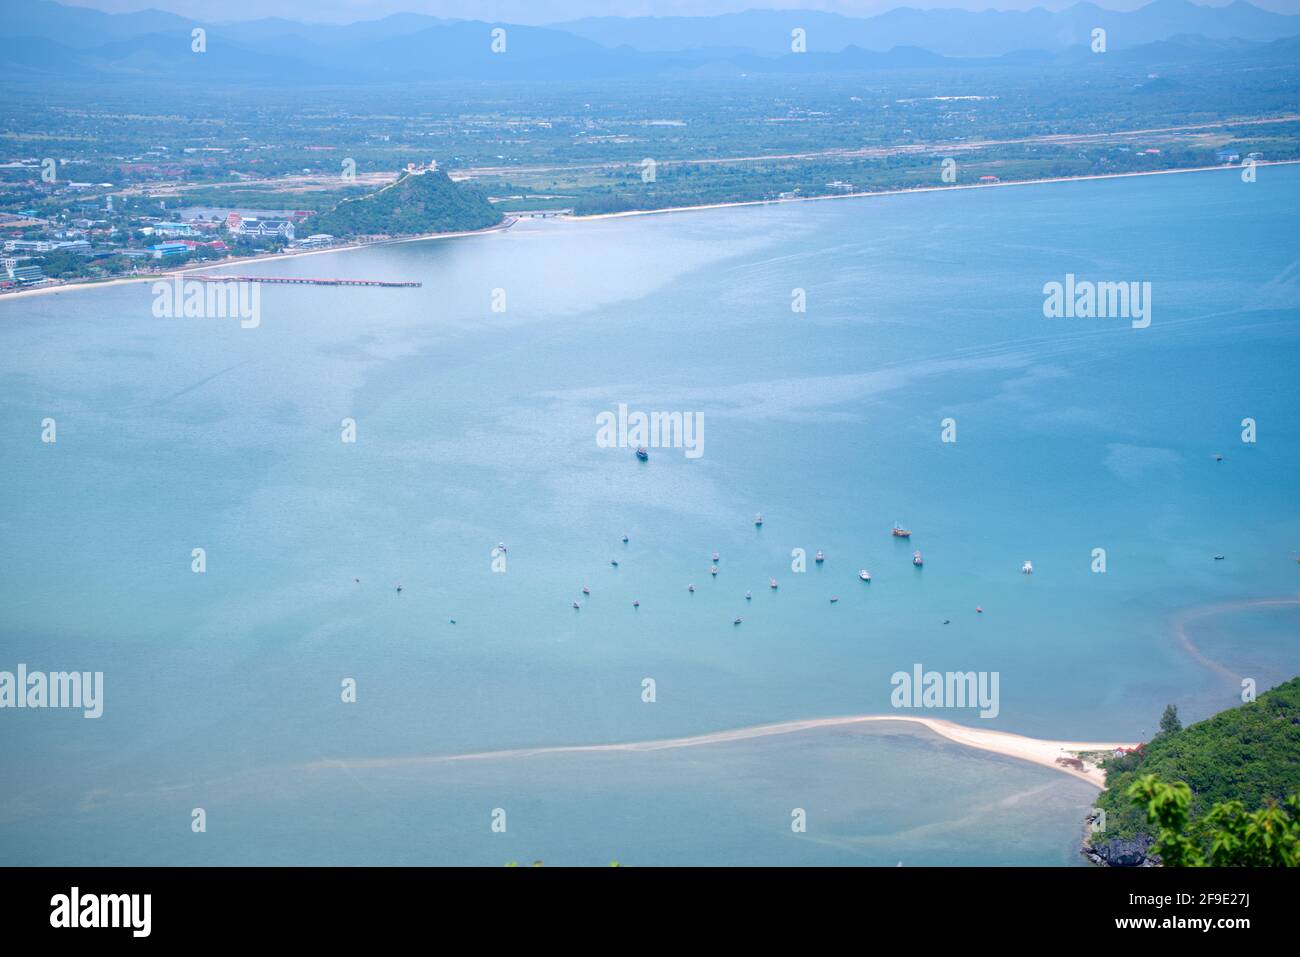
[62,0,1300,26]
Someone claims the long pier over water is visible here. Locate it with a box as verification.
[185,274,421,288]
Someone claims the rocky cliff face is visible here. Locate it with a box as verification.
[1080,809,1157,866]
[1083,833,1157,867]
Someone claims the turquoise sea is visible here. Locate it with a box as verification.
[1,166,1297,865]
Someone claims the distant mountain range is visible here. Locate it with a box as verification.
[4,0,1299,84]
[554,1,1300,56]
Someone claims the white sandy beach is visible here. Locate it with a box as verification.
[303,714,1138,788]
[302,595,1300,790]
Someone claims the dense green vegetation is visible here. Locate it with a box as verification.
[305,169,501,238]
[1096,677,1300,842]
[1128,775,1300,866]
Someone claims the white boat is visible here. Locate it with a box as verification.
[710,565,718,576]
[754,514,764,527]
[814,550,824,563]
[859,569,871,582]
[769,578,778,589]
[913,551,923,567]
[1021,561,1033,574]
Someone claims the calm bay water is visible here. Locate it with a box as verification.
[1,167,1297,864]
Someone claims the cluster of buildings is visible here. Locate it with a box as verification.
[1216,149,1263,165]
[0,185,344,291]
[225,213,297,241]
[2,236,98,287]
[2,256,48,288]
[0,149,356,292]
[143,238,230,260]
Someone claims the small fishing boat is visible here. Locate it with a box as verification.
[712,551,720,562]
[733,617,743,625]
[829,596,839,603]
[892,523,911,538]
[1214,554,1225,561]
[582,586,590,595]
[688,584,696,593]
[710,565,718,576]
[859,569,871,582]
[396,584,403,593]
[635,446,648,461]
[754,513,763,527]
[572,601,581,610]
[611,559,619,567]
[622,535,629,543]
[497,542,508,553]
[633,600,640,608]
[1021,561,1033,574]
[769,578,778,589]
[913,551,923,567]
[976,606,984,613]
[814,550,824,563]
[745,591,752,600]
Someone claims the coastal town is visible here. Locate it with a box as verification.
[0,195,336,292]
[0,155,525,292]
[0,143,1273,294]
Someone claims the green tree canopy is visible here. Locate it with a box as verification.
[1159,703,1182,736]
